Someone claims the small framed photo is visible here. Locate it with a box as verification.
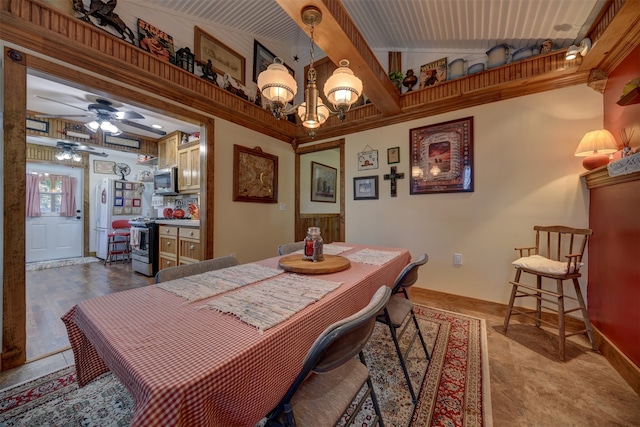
[311,161,337,203]
[358,149,378,170]
[93,160,115,174]
[353,176,379,200]
[387,147,400,164]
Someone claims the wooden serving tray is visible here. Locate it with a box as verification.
[278,254,351,274]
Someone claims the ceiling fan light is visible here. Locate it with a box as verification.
[257,58,297,104]
[324,60,362,108]
[72,152,82,162]
[55,151,65,161]
[85,121,100,132]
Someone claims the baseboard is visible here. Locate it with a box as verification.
[412,287,640,397]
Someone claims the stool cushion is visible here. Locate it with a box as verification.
[512,254,582,275]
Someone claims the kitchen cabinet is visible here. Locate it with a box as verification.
[178,227,201,265]
[158,131,182,170]
[178,140,200,193]
[158,224,201,269]
[158,225,178,270]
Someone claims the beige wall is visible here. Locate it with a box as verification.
[319,85,603,305]
[213,119,295,263]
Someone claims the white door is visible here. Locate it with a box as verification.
[26,164,84,262]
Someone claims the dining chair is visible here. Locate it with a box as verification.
[265,286,391,427]
[154,254,238,283]
[278,241,304,256]
[376,253,430,404]
[503,225,598,360]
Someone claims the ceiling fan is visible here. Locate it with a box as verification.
[55,140,108,162]
[36,97,167,136]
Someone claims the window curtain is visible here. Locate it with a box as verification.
[26,174,41,217]
[60,176,77,217]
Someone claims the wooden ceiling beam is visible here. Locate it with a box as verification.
[275,0,402,117]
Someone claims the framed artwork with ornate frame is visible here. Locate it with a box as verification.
[353,176,379,200]
[410,116,474,194]
[195,26,246,85]
[311,161,337,203]
[233,145,278,203]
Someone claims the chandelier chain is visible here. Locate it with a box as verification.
[308,24,316,84]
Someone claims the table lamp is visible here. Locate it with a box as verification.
[574,129,618,170]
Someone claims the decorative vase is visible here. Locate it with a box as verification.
[402,69,418,91]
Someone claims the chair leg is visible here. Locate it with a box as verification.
[573,278,598,351]
[535,275,542,327]
[410,309,431,361]
[503,269,522,332]
[360,352,385,427]
[556,279,565,361]
[383,308,417,404]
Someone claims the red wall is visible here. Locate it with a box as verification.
[589,45,640,366]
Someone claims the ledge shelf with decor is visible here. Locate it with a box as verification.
[617,87,640,106]
[137,156,158,166]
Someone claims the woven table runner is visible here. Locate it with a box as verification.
[199,274,342,331]
[346,248,402,265]
[156,263,282,302]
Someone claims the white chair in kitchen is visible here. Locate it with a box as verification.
[105,219,131,265]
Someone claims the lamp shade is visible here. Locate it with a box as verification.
[324,60,362,109]
[575,129,618,170]
[298,96,330,129]
[257,59,297,105]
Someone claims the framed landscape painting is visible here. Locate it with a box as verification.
[311,161,337,203]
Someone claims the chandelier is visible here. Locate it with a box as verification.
[257,5,363,137]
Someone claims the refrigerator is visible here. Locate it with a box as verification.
[96,178,152,260]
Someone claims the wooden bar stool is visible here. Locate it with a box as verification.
[503,225,598,360]
[105,219,131,265]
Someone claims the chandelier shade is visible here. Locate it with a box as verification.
[256,5,362,136]
[85,117,122,136]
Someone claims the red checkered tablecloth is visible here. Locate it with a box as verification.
[62,244,410,426]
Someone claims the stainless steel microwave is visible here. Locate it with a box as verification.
[154,167,178,195]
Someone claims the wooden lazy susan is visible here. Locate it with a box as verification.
[278,254,351,274]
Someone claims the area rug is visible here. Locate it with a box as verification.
[0,306,491,427]
[26,257,100,271]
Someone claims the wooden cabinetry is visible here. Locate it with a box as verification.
[158,224,202,270]
[177,140,200,193]
[178,227,201,265]
[158,225,178,270]
[158,131,182,170]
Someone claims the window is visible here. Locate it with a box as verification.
[38,174,64,215]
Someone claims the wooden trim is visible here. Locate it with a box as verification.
[295,139,346,242]
[412,287,640,396]
[2,47,27,370]
[581,164,640,189]
[202,119,215,260]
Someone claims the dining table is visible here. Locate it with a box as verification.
[62,243,411,426]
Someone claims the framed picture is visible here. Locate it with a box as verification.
[137,19,175,63]
[358,148,378,170]
[253,40,294,83]
[94,160,115,174]
[195,26,246,85]
[410,116,474,194]
[311,161,337,203]
[26,118,49,133]
[387,147,400,164]
[353,176,379,200]
[419,57,447,89]
[105,135,140,149]
[233,144,278,203]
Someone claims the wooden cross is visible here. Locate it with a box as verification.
[383,166,405,197]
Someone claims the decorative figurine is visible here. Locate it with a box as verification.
[200,60,218,85]
[402,69,418,91]
[73,0,135,44]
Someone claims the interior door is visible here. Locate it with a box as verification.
[25,163,84,262]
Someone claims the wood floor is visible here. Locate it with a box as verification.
[1,263,639,426]
[25,260,154,359]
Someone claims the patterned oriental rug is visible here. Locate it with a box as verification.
[0,306,492,427]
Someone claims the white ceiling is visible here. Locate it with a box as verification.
[144,0,604,52]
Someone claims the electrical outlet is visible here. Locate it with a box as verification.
[453,253,463,265]
[279,203,286,211]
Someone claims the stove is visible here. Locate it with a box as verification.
[128,218,159,277]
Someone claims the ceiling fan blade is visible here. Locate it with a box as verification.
[117,110,145,120]
[91,151,109,157]
[117,119,167,136]
[35,95,89,112]
[35,114,93,118]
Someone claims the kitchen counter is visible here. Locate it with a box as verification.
[155,219,200,227]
